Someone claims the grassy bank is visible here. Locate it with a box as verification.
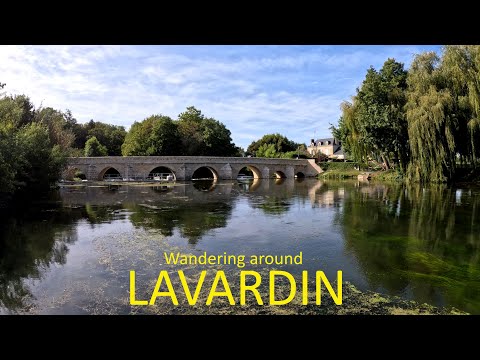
[370,169,404,182]
[319,162,480,185]
[318,162,363,179]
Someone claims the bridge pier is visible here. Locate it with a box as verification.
[285,166,295,178]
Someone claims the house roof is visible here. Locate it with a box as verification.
[315,137,339,145]
[333,148,344,155]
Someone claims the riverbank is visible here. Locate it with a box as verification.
[318,162,480,185]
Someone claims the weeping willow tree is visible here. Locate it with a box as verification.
[335,46,480,183]
[441,45,480,166]
[406,52,457,183]
[333,100,370,164]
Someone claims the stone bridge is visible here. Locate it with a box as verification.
[64,156,323,181]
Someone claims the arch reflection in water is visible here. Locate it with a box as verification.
[237,178,261,192]
[193,180,217,192]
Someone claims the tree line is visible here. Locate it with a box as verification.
[0,84,304,198]
[333,45,480,183]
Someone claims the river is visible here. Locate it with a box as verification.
[1,178,479,314]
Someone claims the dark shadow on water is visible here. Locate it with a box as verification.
[0,202,83,312]
[193,180,217,192]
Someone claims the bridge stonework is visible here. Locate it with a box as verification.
[64,156,323,181]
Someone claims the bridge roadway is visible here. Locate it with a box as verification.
[65,156,323,181]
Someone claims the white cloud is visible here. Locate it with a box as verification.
[0,45,440,148]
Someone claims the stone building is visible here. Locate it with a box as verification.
[307,138,344,160]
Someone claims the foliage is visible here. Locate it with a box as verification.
[81,120,126,156]
[176,106,238,156]
[318,162,361,179]
[256,143,278,158]
[371,169,404,182]
[441,46,480,165]
[320,162,359,171]
[247,133,305,158]
[334,46,480,183]
[122,106,238,157]
[405,52,457,183]
[84,136,108,157]
[333,59,408,170]
[0,89,69,196]
[35,107,76,151]
[122,115,179,156]
[0,131,17,193]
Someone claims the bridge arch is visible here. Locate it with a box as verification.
[98,166,123,181]
[274,170,286,179]
[192,166,219,180]
[237,165,262,179]
[295,171,305,178]
[64,166,86,181]
[147,166,176,181]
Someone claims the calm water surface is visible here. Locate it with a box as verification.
[1,179,479,314]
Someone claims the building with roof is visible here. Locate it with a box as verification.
[307,137,345,160]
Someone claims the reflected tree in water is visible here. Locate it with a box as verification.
[336,182,480,313]
[0,206,81,312]
[128,202,233,244]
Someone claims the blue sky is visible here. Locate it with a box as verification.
[0,45,441,149]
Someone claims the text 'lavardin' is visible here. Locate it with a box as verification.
[129,270,342,306]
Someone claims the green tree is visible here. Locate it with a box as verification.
[200,117,237,156]
[122,115,179,156]
[84,120,126,156]
[84,136,108,157]
[0,130,17,193]
[335,59,408,170]
[121,107,237,157]
[177,107,206,155]
[406,52,457,183]
[0,94,69,196]
[256,143,278,158]
[441,45,480,166]
[70,119,89,150]
[35,107,75,151]
[176,106,238,156]
[332,101,369,164]
[15,123,67,191]
[0,94,35,130]
[247,133,303,158]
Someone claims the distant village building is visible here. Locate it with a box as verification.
[307,137,345,160]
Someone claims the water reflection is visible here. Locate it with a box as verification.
[336,182,480,313]
[193,180,217,192]
[0,179,479,314]
[0,204,81,312]
[128,201,232,244]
